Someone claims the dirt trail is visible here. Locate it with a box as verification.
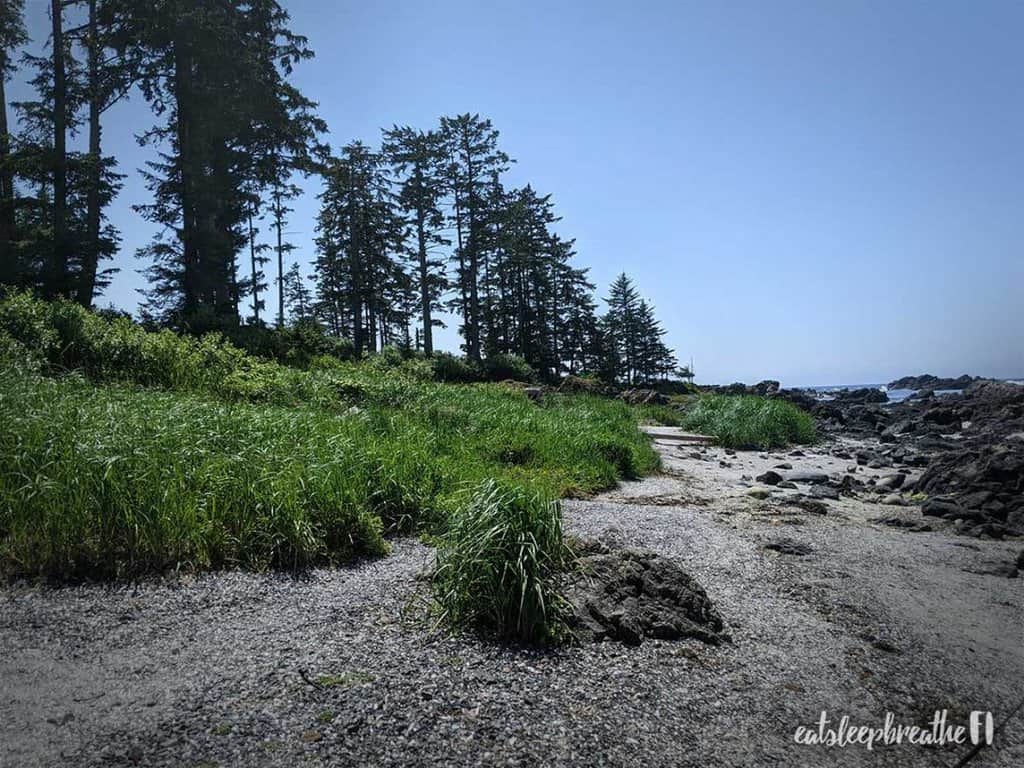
[1,437,1022,767]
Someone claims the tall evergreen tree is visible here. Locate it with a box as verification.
[382,125,448,355]
[121,0,322,326]
[314,141,405,354]
[603,273,642,384]
[0,0,27,279]
[11,6,123,300]
[282,260,313,324]
[439,113,509,361]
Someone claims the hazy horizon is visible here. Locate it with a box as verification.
[9,0,1024,384]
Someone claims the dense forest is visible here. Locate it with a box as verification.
[0,0,680,384]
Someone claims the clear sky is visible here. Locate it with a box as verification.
[10,0,1024,385]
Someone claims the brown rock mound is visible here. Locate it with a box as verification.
[563,538,726,646]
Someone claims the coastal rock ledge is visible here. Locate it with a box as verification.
[563,538,726,646]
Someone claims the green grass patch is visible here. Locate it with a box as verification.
[0,295,657,579]
[679,394,816,450]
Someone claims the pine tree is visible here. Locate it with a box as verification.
[314,141,405,354]
[381,125,448,355]
[122,0,323,327]
[439,113,509,361]
[74,0,134,307]
[282,261,313,324]
[244,201,270,324]
[603,273,642,383]
[11,7,123,301]
[0,0,27,278]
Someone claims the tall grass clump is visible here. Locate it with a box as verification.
[0,370,389,577]
[431,480,567,643]
[681,394,816,450]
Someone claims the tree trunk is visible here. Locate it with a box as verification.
[173,30,198,316]
[464,150,480,362]
[273,187,284,328]
[0,76,14,281]
[50,0,68,297]
[450,166,470,358]
[248,211,260,324]
[416,211,432,355]
[76,0,101,307]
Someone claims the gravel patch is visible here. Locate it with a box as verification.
[2,438,1023,767]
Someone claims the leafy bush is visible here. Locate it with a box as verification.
[481,353,535,383]
[431,480,567,643]
[431,352,479,383]
[680,394,816,449]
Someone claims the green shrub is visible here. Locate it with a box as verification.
[680,394,816,449]
[481,353,535,383]
[431,480,567,643]
[431,352,479,383]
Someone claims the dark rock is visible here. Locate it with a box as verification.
[564,544,726,646]
[776,480,798,490]
[832,387,889,404]
[523,386,544,402]
[810,484,841,500]
[921,498,966,518]
[784,470,829,484]
[764,538,812,556]
[773,462,793,470]
[788,497,829,515]
[887,373,980,391]
[755,470,783,486]
[872,516,932,532]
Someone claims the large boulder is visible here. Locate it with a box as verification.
[564,539,726,646]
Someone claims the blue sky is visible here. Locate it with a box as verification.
[9,0,1024,385]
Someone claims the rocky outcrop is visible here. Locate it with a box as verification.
[830,387,888,404]
[812,377,1024,538]
[564,538,726,646]
[704,380,780,397]
[887,373,980,391]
